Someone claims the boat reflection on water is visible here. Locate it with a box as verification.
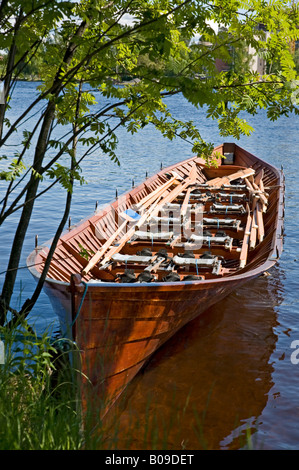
[102,266,283,450]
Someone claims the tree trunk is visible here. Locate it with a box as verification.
[19,81,82,319]
[0,9,22,140]
[0,18,89,324]
[0,101,55,324]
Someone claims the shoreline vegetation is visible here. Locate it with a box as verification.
[0,319,257,450]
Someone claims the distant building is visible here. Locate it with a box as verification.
[248,24,271,75]
[215,58,230,73]
[191,23,273,76]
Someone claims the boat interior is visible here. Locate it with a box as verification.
[35,144,282,284]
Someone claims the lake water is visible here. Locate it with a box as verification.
[0,82,299,450]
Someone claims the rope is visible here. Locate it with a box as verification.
[1,281,88,347]
[0,284,90,354]
[71,281,88,328]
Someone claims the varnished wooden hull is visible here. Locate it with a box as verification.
[27,143,285,418]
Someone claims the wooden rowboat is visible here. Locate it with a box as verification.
[27,142,285,420]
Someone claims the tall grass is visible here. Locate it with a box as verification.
[0,319,86,450]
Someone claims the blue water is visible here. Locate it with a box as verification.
[1,82,299,449]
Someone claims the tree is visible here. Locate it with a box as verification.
[0,0,298,325]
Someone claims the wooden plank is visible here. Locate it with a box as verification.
[208,168,255,188]
[135,174,180,210]
[249,208,258,250]
[251,181,268,207]
[239,207,252,268]
[258,177,268,213]
[81,219,129,276]
[207,177,222,186]
[180,186,192,218]
[244,177,254,191]
[256,201,265,242]
[254,169,264,186]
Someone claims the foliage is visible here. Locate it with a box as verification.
[294,48,299,74]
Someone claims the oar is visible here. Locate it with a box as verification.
[180,186,192,219]
[249,208,258,250]
[81,219,129,276]
[245,177,268,209]
[244,177,254,191]
[239,204,251,269]
[251,181,268,207]
[256,201,265,242]
[258,177,268,213]
[254,169,264,186]
[135,172,181,211]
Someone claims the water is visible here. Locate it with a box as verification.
[0,82,299,449]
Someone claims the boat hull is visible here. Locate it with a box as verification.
[39,259,275,417]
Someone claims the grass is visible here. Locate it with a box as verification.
[0,319,86,450]
[0,318,196,450]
